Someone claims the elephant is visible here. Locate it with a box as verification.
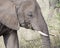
[0,0,51,48]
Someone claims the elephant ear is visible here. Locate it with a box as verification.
[0,1,19,30]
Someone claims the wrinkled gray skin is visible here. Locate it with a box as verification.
[0,0,51,48]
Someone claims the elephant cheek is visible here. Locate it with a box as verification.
[31,19,40,31]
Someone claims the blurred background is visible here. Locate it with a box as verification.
[0,0,60,48]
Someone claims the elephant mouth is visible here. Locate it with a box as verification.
[20,22,34,30]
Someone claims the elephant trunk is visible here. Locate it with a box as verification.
[31,18,51,48]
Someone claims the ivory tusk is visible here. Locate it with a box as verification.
[38,31,48,36]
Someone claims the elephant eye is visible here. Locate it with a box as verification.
[28,12,33,17]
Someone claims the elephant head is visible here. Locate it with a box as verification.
[17,0,49,36]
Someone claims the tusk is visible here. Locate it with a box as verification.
[49,34,56,36]
[38,31,48,36]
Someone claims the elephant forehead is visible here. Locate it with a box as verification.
[0,1,19,30]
